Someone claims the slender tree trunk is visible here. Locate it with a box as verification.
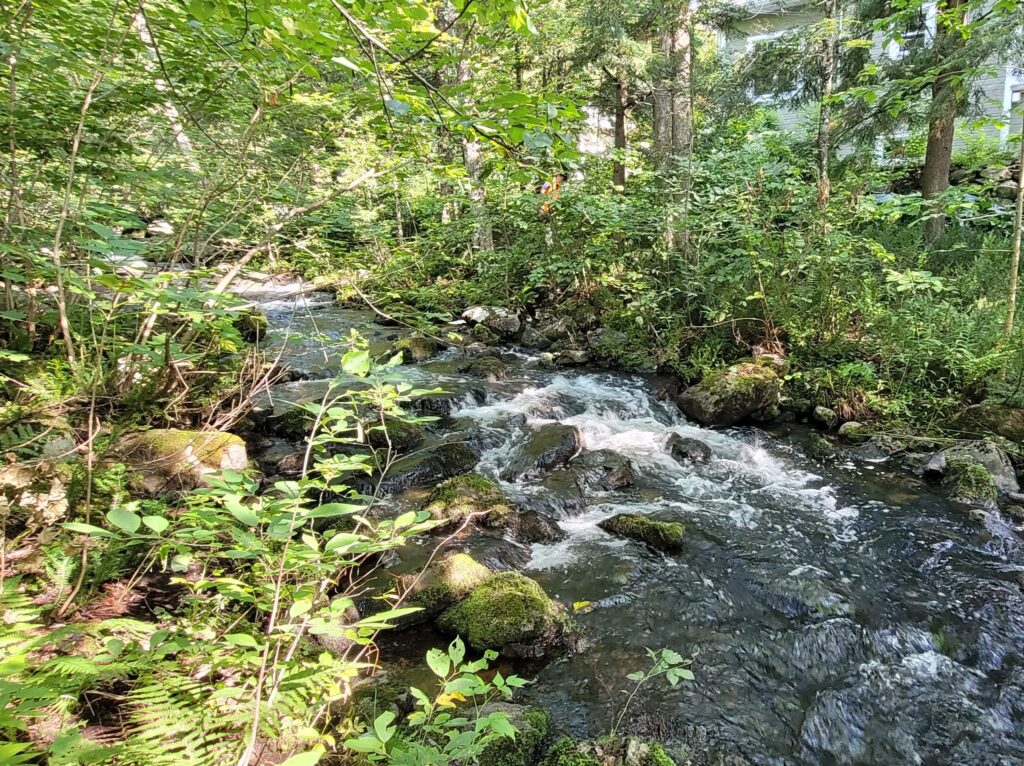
[921,0,967,243]
[1004,131,1024,337]
[651,31,673,174]
[455,42,492,251]
[669,6,691,160]
[613,72,628,190]
[817,0,838,209]
[436,3,457,224]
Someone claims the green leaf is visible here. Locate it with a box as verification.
[225,633,260,648]
[107,507,141,534]
[290,598,313,619]
[373,711,396,744]
[142,516,169,534]
[325,532,361,552]
[426,647,451,677]
[278,746,325,766]
[63,522,117,538]
[225,497,259,526]
[384,98,411,116]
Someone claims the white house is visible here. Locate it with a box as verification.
[722,0,1024,149]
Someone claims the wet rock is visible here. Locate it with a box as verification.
[410,387,486,417]
[515,469,587,516]
[435,571,579,659]
[676,363,780,427]
[479,704,551,766]
[812,406,839,430]
[555,348,590,366]
[501,424,583,481]
[570,449,636,490]
[935,441,1019,494]
[953,404,1024,444]
[378,441,479,493]
[394,334,440,362]
[837,421,870,443]
[536,316,576,343]
[367,416,425,453]
[945,460,999,507]
[424,473,511,527]
[521,324,551,350]
[667,434,714,464]
[464,356,506,381]
[488,508,565,543]
[472,323,501,345]
[806,433,837,460]
[599,513,685,553]
[397,552,492,624]
[114,429,248,495]
[462,305,521,338]
[538,352,557,369]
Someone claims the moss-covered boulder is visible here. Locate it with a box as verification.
[939,441,1018,494]
[598,513,684,553]
[436,572,578,659]
[472,323,501,345]
[465,355,506,381]
[677,363,780,427]
[806,433,837,460]
[953,404,1024,444]
[479,704,551,766]
[367,416,425,453]
[114,429,248,495]
[945,459,999,507]
[837,421,870,443]
[395,334,440,363]
[267,406,314,440]
[398,552,493,623]
[424,473,511,527]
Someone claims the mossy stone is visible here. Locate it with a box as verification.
[270,406,314,440]
[395,335,439,363]
[367,416,424,453]
[946,459,998,506]
[677,363,780,427]
[465,355,506,381]
[807,433,837,460]
[479,705,551,766]
[114,429,248,495]
[540,737,602,766]
[598,513,684,553]
[472,324,501,345]
[643,744,677,766]
[233,310,267,342]
[401,552,493,620]
[436,571,577,658]
[424,473,511,526]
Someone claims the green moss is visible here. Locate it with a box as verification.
[540,737,602,766]
[479,707,551,766]
[270,407,315,440]
[436,571,575,655]
[947,458,998,505]
[643,744,677,766]
[367,416,424,452]
[395,335,439,362]
[124,429,244,464]
[465,356,506,381]
[598,513,684,552]
[472,324,500,344]
[407,553,492,614]
[807,433,837,460]
[424,473,511,526]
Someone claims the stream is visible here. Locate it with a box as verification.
[244,282,1024,765]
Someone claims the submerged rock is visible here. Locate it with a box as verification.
[677,363,780,427]
[667,435,714,464]
[599,513,685,553]
[436,571,578,659]
[114,429,248,495]
[806,433,838,460]
[462,305,521,338]
[501,424,583,481]
[570,449,636,491]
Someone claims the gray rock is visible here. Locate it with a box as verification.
[520,324,551,350]
[570,449,636,490]
[677,363,780,427]
[938,440,1019,494]
[555,348,590,366]
[501,424,583,481]
[837,421,870,443]
[462,305,521,338]
[667,434,714,463]
[813,405,839,430]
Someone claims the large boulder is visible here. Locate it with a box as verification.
[599,513,685,553]
[114,429,248,495]
[953,404,1024,444]
[677,363,780,427]
[367,416,425,453]
[424,474,511,527]
[462,306,521,338]
[397,552,492,624]
[377,441,479,493]
[436,571,579,659]
[501,424,583,481]
[935,441,1019,494]
[569,450,636,491]
[394,334,440,363]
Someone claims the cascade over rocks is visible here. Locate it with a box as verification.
[677,363,780,427]
[113,429,248,495]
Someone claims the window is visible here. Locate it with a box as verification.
[746,31,802,102]
[887,2,936,61]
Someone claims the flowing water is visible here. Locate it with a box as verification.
[252,288,1024,765]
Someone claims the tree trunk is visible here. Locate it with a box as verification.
[670,6,691,160]
[613,73,628,190]
[1004,129,1024,337]
[651,30,673,174]
[921,0,967,243]
[456,48,492,251]
[816,0,838,209]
